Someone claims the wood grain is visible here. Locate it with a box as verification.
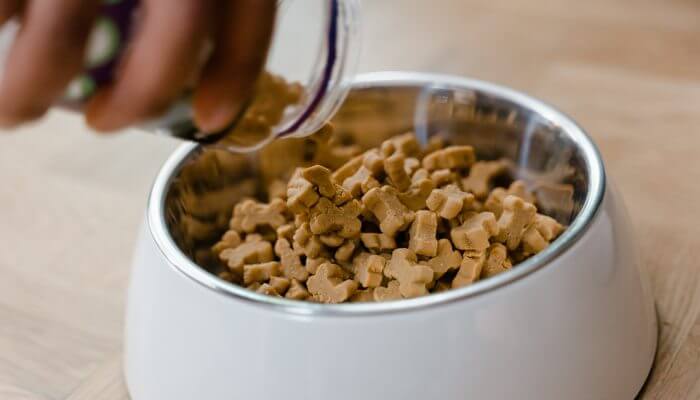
[1,0,698,398]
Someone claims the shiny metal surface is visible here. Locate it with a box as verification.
[147,71,606,316]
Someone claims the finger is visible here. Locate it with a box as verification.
[0,0,99,127]
[192,0,277,132]
[0,0,22,25]
[85,0,216,132]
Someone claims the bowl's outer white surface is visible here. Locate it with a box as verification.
[124,182,657,400]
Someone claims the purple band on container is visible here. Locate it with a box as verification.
[279,0,339,137]
[88,0,139,86]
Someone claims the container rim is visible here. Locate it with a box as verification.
[146,71,606,316]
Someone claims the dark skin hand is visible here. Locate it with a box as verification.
[0,0,277,132]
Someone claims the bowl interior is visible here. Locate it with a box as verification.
[157,73,601,311]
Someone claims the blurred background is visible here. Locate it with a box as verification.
[0,0,698,398]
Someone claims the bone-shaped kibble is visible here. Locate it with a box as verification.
[373,280,402,301]
[305,257,330,275]
[307,263,359,303]
[350,288,376,302]
[408,210,438,257]
[380,133,421,157]
[332,154,363,185]
[461,160,509,199]
[450,211,498,252]
[287,168,320,213]
[219,234,274,274]
[360,233,397,252]
[484,180,535,218]
[309,198,362,238]
[426,184,475,219]
[335,240,357,262]
[397,177,435,211]
[212,230,242,255]
[363,149,386,176]
[230,198,288,233]
[293,223,323,258]
[353,252,386,288]
[319,234,345,247]
[269,276,291,295]
[384,153,412,191]
[342,166,380,197]
[412,168,429,183]
[496,195,537,250]
[301,165,351,204]
[422,145,475,171]
[481,243,511,278]
[243,261,281,285]
[404,157,421,176]
[362,186,415,237]
[452,251,486,288]
[521,214,563,255]
[430,169,456,187]
[286,279,310,300]
[256,283,280,296]
[275,238,309,281]
[426,239,462,279]
[384,248,434,298]
[276,223,295,241]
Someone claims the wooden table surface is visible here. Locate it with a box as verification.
[1,0,698,398]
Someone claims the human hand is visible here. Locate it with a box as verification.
[0,0,276,132]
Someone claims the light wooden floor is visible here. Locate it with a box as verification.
[1,0,699,398]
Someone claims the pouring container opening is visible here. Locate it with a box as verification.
[146,71,605,316]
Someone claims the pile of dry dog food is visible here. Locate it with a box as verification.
[210,132,564,303]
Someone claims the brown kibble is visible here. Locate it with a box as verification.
[353,252,386,288]
[362,149,386,176]
[342,166,380,197]
[373,280,402,301]
[332,154,363,185]
[286,279,310,300]
[481,243,511,278]
[461,160,509,199]
[212,230,242,255]
[430,169,456,187]
[426,239,462,279]
[309,198,362,238]
[380,133,421,157]
[408,210,438,257]
[360,233,397,252]
[305,257,330,275]
[256,283,280,296]
[287,169,320,213]
[276,223,295,240]
[496,195,537,250]
[452,251,486,288]
[384,153,412,191]
[484,180,535,217]
[422,145,475,171]
[319,234,345,247]
[423,136,446,155]
[243,261,280,285]
[521,214,564,255]
[301,165,351,204]
[450,211,498,252]
[362,186,415,237]
[230,198,287,233]
[180,215,219,242]
[426,184,475,219]
[404,157,421,176]
[275,238,309,282]
[384,248,434,298]
[397,178,435,211]
[335,240,357,262]
[292,223,324,258]
[269,276,291,295]
[350,288,376,302]
[219,234,274,274]
[307,263,359,303]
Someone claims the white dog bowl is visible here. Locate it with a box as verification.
[125,72,657,400]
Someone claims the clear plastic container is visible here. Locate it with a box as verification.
[0,0,361,152]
